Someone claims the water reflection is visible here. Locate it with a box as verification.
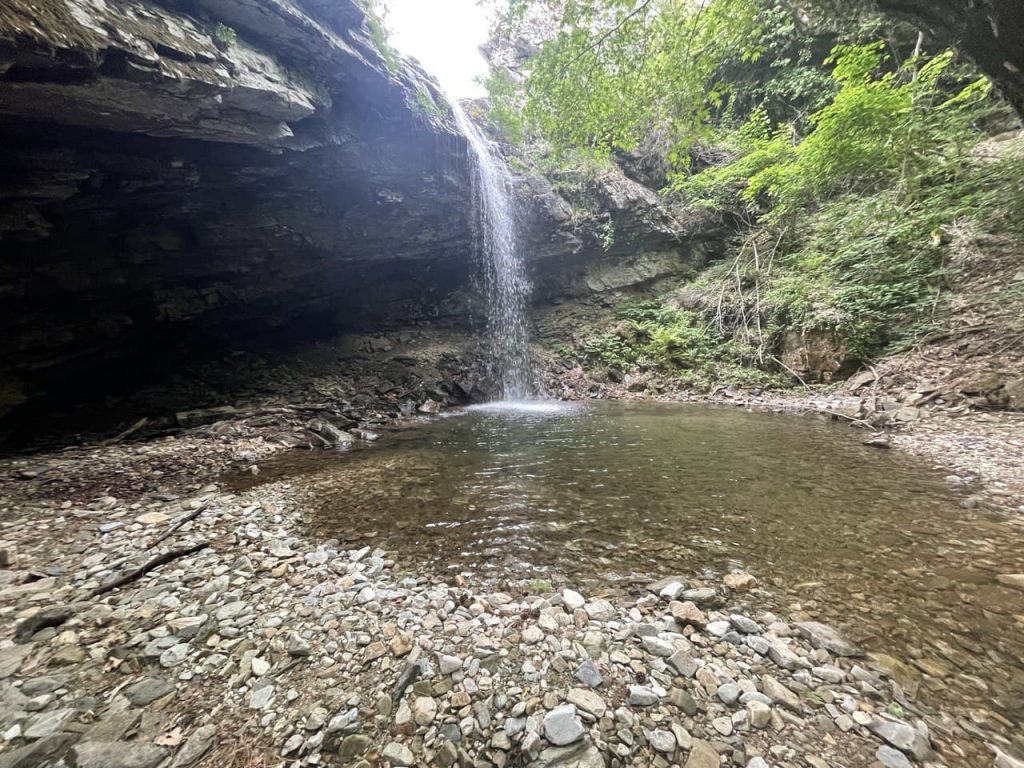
[235,401,1024,760]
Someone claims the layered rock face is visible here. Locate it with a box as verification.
[0,0,709,442]
[0,0,473,423]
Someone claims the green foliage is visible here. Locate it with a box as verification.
[213,23,237,47]
[597,220,615,251]
[676,43,996,220]
[529,578,552,593]
[766,151,1024,359]
[490,0,761,162]
[410,88,444,120]
[580,302,787,390]
[365,2,400,74]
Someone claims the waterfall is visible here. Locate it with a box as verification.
[450,100,533,401]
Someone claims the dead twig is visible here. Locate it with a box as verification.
[91,542,209,597]
[147,505,208,550]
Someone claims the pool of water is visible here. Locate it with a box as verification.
[234,400,1024,759]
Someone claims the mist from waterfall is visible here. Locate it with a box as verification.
[450,100,533,400]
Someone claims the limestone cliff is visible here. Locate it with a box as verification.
[0,0,475,420]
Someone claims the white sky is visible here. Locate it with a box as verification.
[382,0,492,97]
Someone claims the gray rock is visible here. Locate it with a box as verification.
[288,633,311,657]
[667,650,697,678]
[159,644,190,668]
[647,729,675,753]
[562,589,586,611]
[641,635,674,657]
[249,685,274,710]
[876,745,914,768]
[438,655,463,675]
[867,717,931,761]
[542,705,585,746]
[124,678,174,706]
[728,614,760,634]
[628,685,660,706]
[533,742,605,768]
[23,708,75,740]
[746,700,771,729]
[684,738,720,768]
[170,725,217,768]
[705,620,731,638]
[716,683,740,705]
[382,741,415,766]
[766,640,799,670]
[566,689,606,718]
[68,742,167,768]
[574,661,603,688]
[794,621,862,657]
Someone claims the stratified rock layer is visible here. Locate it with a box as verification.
[0,0,472,424]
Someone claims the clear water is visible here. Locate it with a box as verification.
[235,401,1024,763]
[450,102,533,399]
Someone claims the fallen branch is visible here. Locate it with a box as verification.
[816,408,880,432]
[101,417,149,446]
[769,355,810,390]
[147,505,208,550]
[92,542,209,597]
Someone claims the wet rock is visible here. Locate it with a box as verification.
[996,574,1024,591]
[795,621,862,657]
[543,705,585,745]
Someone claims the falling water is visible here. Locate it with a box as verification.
[450,100,533,400]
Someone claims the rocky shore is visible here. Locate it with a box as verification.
[0,424,956,768]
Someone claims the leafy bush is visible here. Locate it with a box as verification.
[675,43,996,220]
[580,302,788,390]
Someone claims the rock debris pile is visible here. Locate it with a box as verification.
[0,455,944,768]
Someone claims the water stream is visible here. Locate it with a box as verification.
[234,401,1024,762]
[450,101,533,399]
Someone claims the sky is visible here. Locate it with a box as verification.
[382,0,492,97]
